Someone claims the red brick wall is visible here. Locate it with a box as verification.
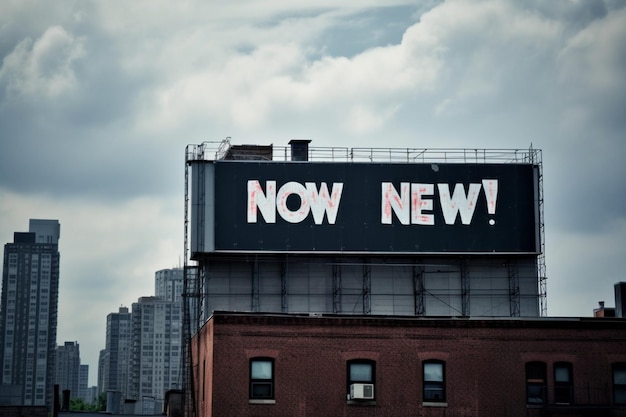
[193,314,626,417]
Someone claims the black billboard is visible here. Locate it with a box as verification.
[194,161,539,254]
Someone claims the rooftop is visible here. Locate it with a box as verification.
[185,138,541,165]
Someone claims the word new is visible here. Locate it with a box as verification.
[382,180,498,225]
[247,179,498,225]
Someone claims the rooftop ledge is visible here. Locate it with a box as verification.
[185,138,542,165]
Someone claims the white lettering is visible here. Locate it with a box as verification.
[247,180,276,223]
[411,183,434,225]
[247,180,343,224]
[307,182,343,225]
[437,183,482,225]
[381,182,410,225]
[277,182,310,223]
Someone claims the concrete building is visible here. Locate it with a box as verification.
[0,219,60,407]
[128,296,182,413]
[192,311,626,417]
[100,307,132,403]
[55,341,87,402]
[155,268,184,304]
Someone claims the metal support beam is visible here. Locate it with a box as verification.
[413,264,425,316]
[508,261,520,317]
[363,263,371,315]
[460,259,470,317]
[281,256,288,313]
[333,264,342,313]
[252,257,260,312]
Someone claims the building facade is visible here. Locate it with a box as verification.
[100,307,132,401]
[55,341,87,402]
[128,295,182,412]
[0,219,60,407]
[182,141,553,416]
[192,311,626,417]
[155,268,184,304]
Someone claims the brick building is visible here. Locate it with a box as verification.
[192,312,626,417]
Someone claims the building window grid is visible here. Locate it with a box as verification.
[526,361,547,404]
[347,359,376,401]
[423,360,446,403]
[554,362,574,405]
[250,358,274,400]
[614,363,626,405]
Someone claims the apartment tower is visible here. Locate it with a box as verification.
[0,219,61,407]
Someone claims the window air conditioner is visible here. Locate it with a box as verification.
[350,383,374,400]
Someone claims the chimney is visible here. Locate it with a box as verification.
[289,139,311,161]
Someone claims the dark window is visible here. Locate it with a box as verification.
[347,359,375,399]
[554,362,573,404]
[526,361,547,404]
[614,363,626,405]
[423,360,445,402]
[250,358,274,399]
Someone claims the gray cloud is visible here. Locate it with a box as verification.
[1,0,625,385]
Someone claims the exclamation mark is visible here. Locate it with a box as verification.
[482,179,498,225]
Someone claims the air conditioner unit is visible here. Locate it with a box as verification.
[350,383,374,400]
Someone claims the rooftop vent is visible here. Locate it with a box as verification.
[289,139,311,161]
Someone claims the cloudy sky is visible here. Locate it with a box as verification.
[1,0,625,386]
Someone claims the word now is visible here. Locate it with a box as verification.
[247,180,343,224]
[247,179,498,225]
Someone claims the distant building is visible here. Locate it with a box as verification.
[100,307,132,403]
[0,219,60,407]
[55,341,88,402]
[128,294,182,411]
[616,282,626,318]
[155,268,184,303]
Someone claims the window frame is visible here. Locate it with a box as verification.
[422,360,446,403]
[613,363,626,405]
[526,361,547,405]
[553,362,574,404]
[249,357,275,400]
[347,359,376,400]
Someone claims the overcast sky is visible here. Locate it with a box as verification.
[1,0,625,387]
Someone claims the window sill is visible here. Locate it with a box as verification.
[423,402,448,407]
[347,400,377,406]
[249,399,275,405]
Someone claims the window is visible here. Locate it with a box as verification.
[250,358,274,400]
[526,362,547,404]
[554,362,573,404]
[614,363,626,405]
[347,359,375,400]
[423,360,445,402]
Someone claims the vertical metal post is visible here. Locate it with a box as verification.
[460,259,470,317]
[413,264,425,316]
[252,256,260,312]
[508,260,520,317]
[363,263,371,315]
[281,256,288,313]
[333,263,342,314]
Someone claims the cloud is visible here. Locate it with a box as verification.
[1,0,626,386]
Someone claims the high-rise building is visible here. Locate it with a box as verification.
[55,341,86,402]
[101,307,132,402]
[128,295,182,412]
[155,268,184,303]
[0,219,60,407]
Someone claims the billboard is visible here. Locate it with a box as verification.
[191,161,539,254]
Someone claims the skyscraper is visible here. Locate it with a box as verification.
[127,269,183,412]
[0,219,60,407]
[101,306,132,403]
[55,341,88,402]
[155,268,184,303]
